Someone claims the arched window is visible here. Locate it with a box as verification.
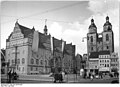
[17,59,20,64]
[91,36,93,42]
[45,60,47,66]
[106,34,109,41]
[40,60,43,65]
[36,59,39,65]
[31,59,34,64]
[22,58,25,64]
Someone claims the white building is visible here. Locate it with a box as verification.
[98,51,111,72]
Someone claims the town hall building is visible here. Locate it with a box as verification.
[6,21,75,75]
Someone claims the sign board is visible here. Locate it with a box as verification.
[99,67,110,71]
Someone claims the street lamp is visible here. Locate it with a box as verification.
[13,45,18,72]
[82,36,89,72]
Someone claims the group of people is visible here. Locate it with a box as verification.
[7,70,18,83]
[53,71,65,83]
[82,71,95,80]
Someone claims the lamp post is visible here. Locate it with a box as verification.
[82,36,89,73]
[13,45,18,72]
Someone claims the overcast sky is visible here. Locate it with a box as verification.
[1,0,119,56]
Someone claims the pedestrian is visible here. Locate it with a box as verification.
[11,70,15,83]
[90,75,93,81]
[61,71,65,82]
[8,70,12,83]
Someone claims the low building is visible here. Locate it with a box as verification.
[89,52,99,74]
[110,52,119,73]
[74,54,82,73]
[1,49,6,74]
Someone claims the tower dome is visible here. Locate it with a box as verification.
[103,16,112,32]
[88,18,97,33]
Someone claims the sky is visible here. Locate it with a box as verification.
[1,0,119,56]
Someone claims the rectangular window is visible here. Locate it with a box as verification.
[91,47,93,51]
[17,65,19,70]
[19,67,20,71]
[22,58,25,64]
[31,67,33,71]
[105,64,106,67]
[22,67,24,72]
[107,64,109,67]
[36,67,38,71]
[23,50,25,54]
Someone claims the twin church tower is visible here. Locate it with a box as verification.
[87,16,114,57]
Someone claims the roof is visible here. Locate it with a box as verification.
[18,24,34,38]
[97,37,102,42]
[103,21,112,26]
[89,52,99,58]
[99,51,110,55]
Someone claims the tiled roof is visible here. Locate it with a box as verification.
[89,52,99,58]
[53,38,62,52]
[99,51,110,55]
[38,32,50,49]
[18,24,34,38]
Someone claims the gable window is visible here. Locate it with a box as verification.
[106,34,109,41]
[40,60,43,65]
[31,59,34,64]
[45,60,47,66]
[36,59,39,65]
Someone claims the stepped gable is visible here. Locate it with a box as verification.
[53,37,62,53]
[6,22,34,42]
[6,32,13,42]
[38,32,50,49]
[64,43,72,55]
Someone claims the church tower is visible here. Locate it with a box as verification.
[102,16,114,53]
[87,18,98,55]
[44,19,48,35]
[44,25,48,35]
